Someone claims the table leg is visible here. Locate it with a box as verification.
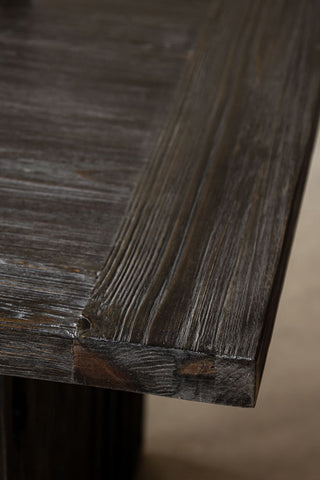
[0,376,143,479]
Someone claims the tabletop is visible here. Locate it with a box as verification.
[0,0,319,407]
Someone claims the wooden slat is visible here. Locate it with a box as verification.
[0,0,319,406]
[80,0,320,406]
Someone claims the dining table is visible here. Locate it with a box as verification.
[0,0,319,478]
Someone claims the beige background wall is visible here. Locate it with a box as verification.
[138,129,320,480]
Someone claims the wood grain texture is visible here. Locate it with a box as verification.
[0,0,210,380]
[81,0,320,405]
[0,0,319,406]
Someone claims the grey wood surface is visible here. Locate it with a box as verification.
[0,0,319,406]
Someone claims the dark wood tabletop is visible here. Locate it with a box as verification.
[0,0,319,407]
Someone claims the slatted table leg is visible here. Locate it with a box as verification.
[0,376,143,479]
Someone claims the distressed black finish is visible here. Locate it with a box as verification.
[0,0,319,406]
[0,376,143,479]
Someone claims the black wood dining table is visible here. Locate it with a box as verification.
[0,0,319,478]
